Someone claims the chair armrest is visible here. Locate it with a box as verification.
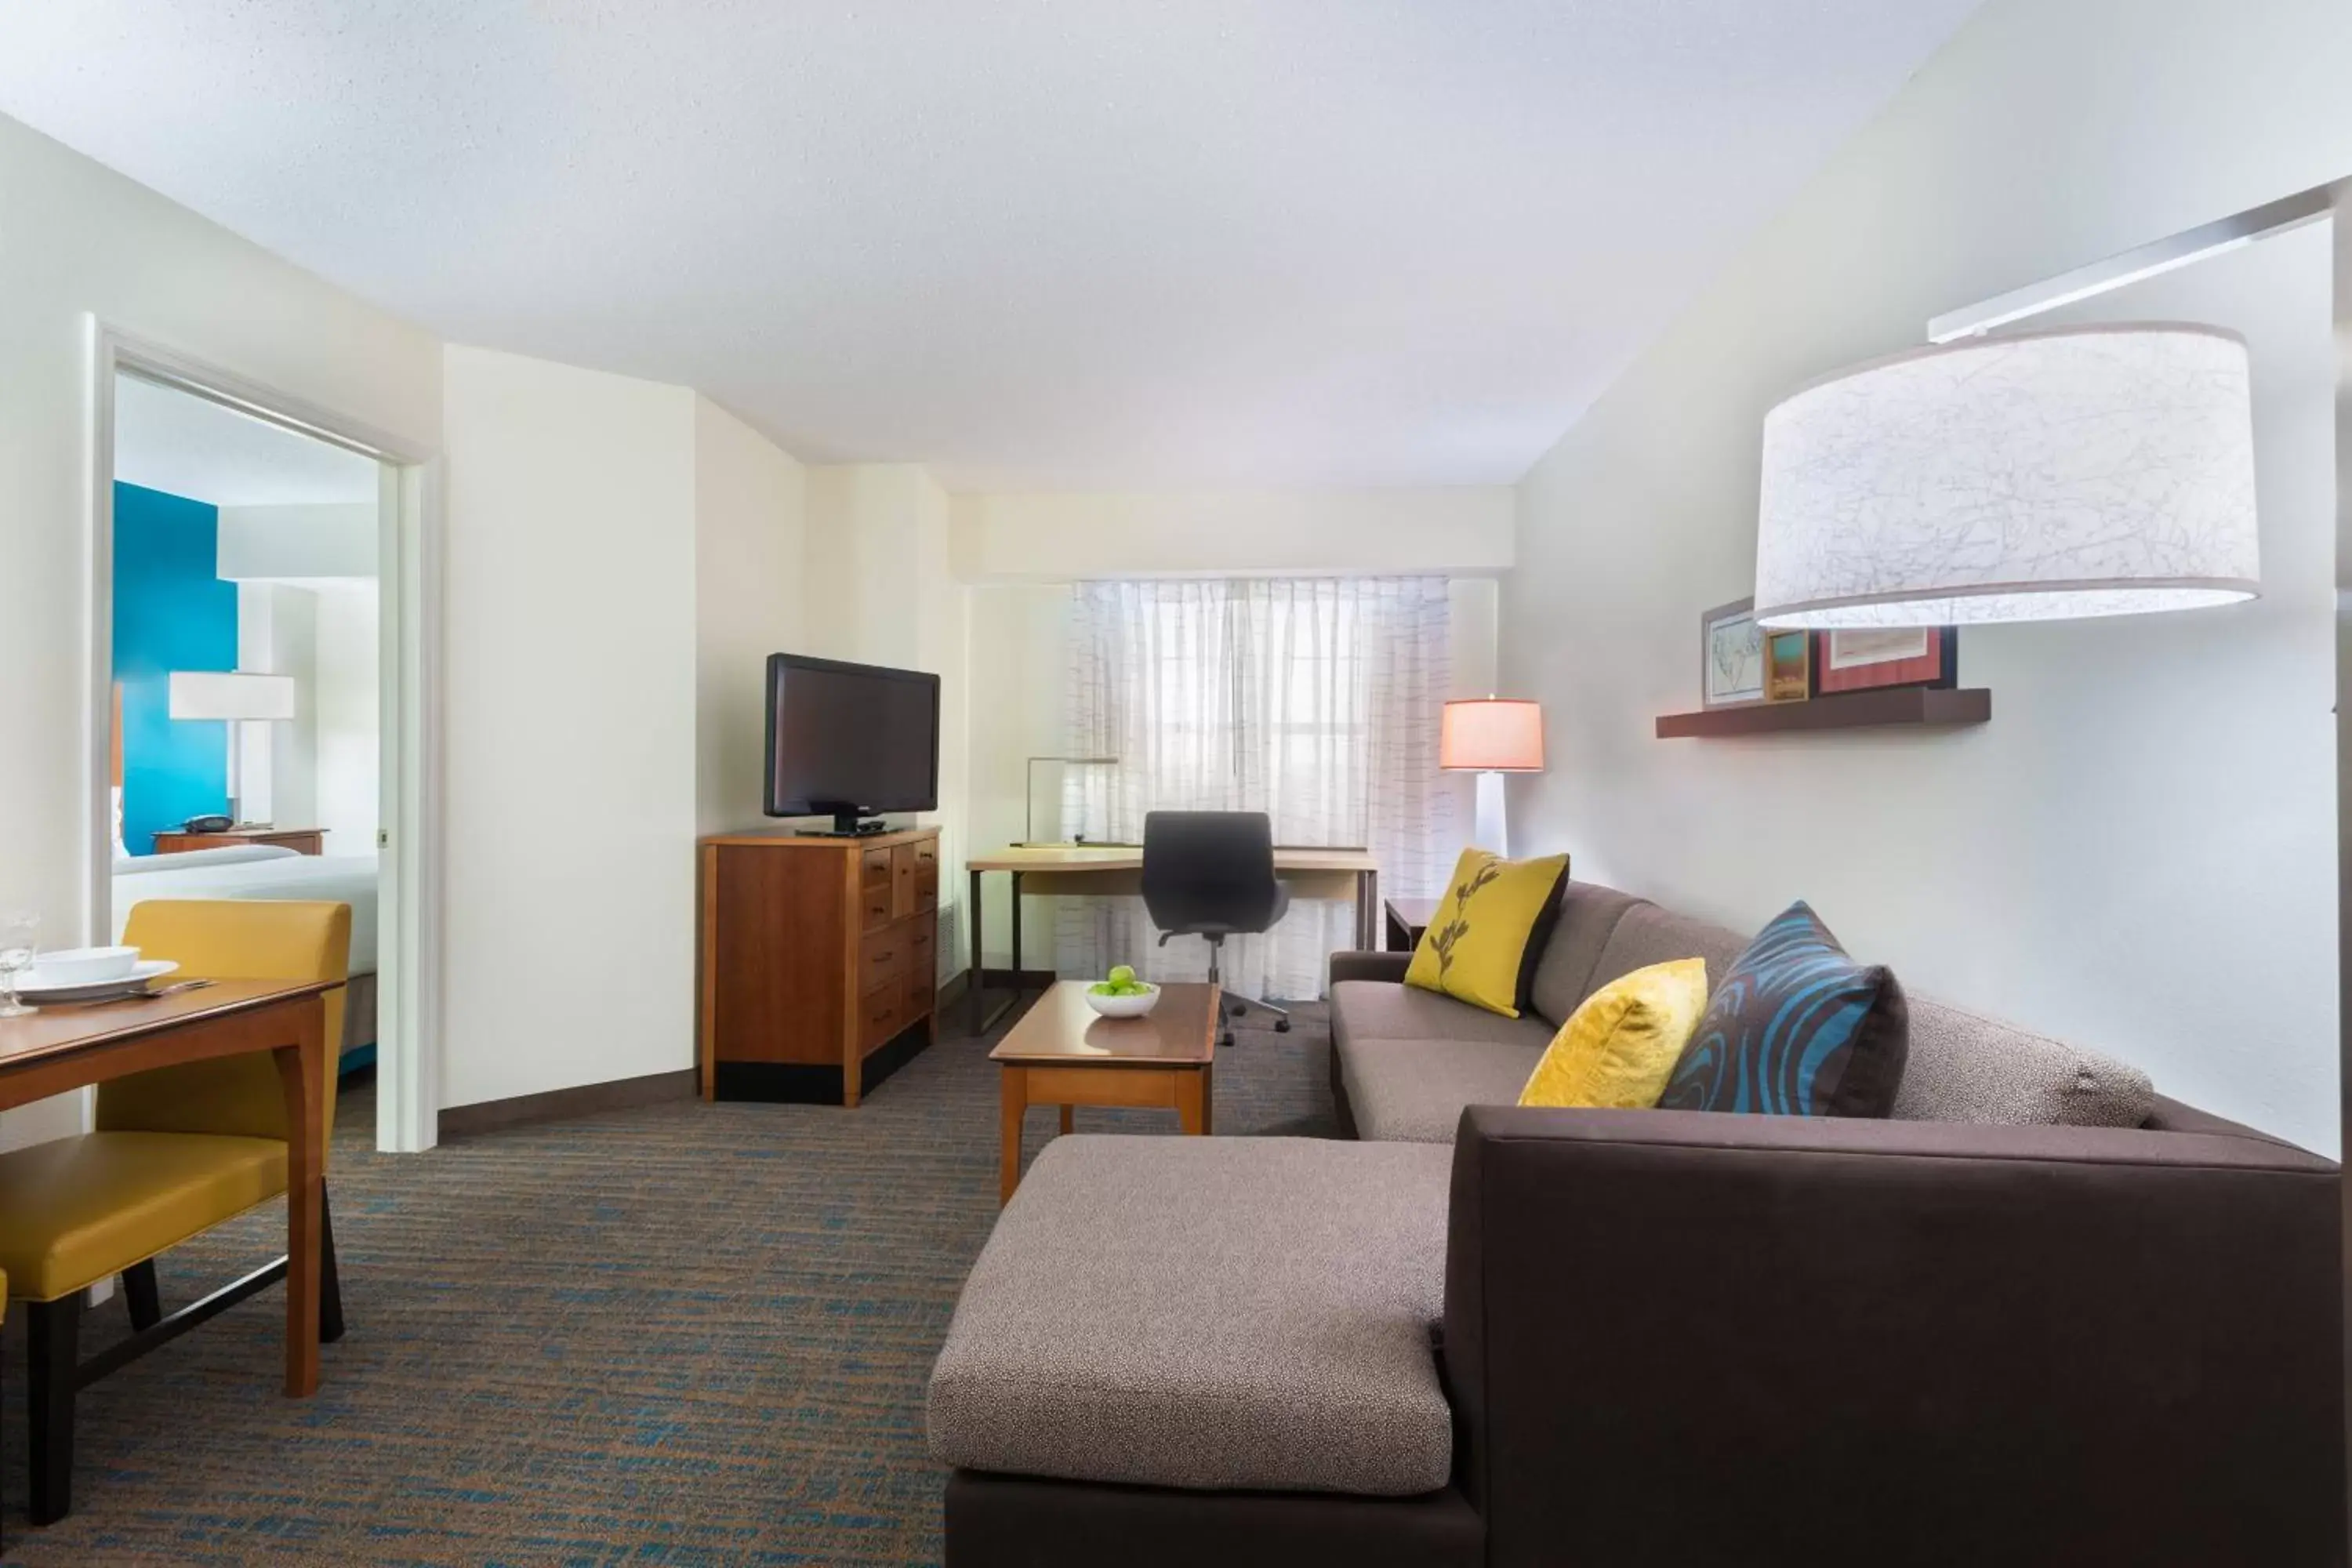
[1329,950,1411,986]
[1443,1105,2343,1568]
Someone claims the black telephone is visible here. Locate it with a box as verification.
[182,815,234,833]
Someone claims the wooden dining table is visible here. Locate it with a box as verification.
[0,978,337,1396]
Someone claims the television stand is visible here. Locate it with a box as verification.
[796,811,891,837]
[699,827,942,1106]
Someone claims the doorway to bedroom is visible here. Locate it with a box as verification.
[108,368,383,1069]
[93,343,436,1152]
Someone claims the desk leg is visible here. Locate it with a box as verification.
[1010,870,1024,1002]
[271,997,328,1398]
[968,867,986,1036]
[999,1066,1027,1204]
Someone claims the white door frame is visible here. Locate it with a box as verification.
[86,318,445,1152]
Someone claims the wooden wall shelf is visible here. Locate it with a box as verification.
[1656,687,1990,739]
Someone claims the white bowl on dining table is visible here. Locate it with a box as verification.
[26,946,140,986]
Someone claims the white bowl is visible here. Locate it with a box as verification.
[27,946,140,985]
[1082,983,1161,1018]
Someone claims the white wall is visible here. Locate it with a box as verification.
[694,397,807,837]
[1501,0,2352,1154]
[443,354,812,1109]
[802,463,972,982]
[234,583,318,828]
[441,346,700,1109]
[953,488,1514,580]
[967,582,1076,969]
[218,503,376,579]
[310,579,379,852]
[0,111,439,1147]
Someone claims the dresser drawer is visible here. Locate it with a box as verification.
[860,930,905,996]
[859,985,905,1051]
[861,846,894,887]
[902,961,936,1019]
[861,884,894,931]
[891,844,922,918]
[904,912,935,973]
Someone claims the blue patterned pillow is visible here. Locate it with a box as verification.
[1657,902,1907,1117]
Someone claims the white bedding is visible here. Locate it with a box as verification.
[112,853,380,975]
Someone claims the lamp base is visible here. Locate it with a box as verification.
[1471,771,1509,858]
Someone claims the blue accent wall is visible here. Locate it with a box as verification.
[114,482,237,852]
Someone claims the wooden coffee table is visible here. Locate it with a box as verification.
[991,980,1219,1203]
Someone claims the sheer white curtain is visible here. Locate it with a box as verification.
[1055,577,1458,1000]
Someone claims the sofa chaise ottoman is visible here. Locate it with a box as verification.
[928,878,2346,1566]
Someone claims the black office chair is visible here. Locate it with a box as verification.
[1141,811,1292,1047]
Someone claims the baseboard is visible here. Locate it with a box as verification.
[438,1067,699,1140]
[711,1018,935,1104]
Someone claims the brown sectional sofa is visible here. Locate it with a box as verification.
[930,879,2344,1566]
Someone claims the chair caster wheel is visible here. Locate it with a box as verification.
[1274,1019,1290,1033]
[1219,1033,1236,1048]
[1228,1001,1246,1017]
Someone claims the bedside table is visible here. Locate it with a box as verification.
[152,826,328,856]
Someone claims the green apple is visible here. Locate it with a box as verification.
[1108,964,1137,986]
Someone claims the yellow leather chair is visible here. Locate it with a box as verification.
[0,899,349,1525]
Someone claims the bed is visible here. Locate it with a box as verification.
[113,846,382,1065]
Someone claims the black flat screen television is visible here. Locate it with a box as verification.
[764,653,941,832]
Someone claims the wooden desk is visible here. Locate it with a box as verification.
[964,843,1379,1035]
[154,826,327,856]
[0,979,336,1396]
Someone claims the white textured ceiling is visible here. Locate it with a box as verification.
[115,375,382,506]
[8,2,1980,488]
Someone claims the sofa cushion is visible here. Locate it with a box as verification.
[1519,957,1708,1111]
[1403,848,1570,1017]
[1332,979,1560,1054]
[1527,881,1649,1025]
[1586,901,1751,997]
[1659,901,1909,1118]
[927,1135,1456,1495]
[1896,996,2154,1127]
[1341,1036,1546,1143]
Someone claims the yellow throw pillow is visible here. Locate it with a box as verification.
[1403,848,1571,1018]
[1519,958,1710,1109]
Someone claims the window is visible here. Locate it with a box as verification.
[1058,577,1458,1000]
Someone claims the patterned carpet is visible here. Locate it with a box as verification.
[0,995,1336,1566]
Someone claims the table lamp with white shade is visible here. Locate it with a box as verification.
[1440,698,1544,857]
[1753,323,2259,630]
[168,670,296,827]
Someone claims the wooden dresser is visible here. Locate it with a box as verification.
[698,827,941,1105]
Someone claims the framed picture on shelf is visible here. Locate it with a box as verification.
[1813,627,1958,695]
[1764,626,1812,702]
[1700,598,1766,708]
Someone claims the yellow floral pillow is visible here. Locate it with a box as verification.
[1519,958,1709,1110]
[1403,848,1570,1018]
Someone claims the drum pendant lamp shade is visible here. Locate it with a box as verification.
[1753,324,2259,629]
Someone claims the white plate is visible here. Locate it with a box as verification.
[15,959,180,1002]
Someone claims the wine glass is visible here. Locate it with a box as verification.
[0,912,40,1018]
